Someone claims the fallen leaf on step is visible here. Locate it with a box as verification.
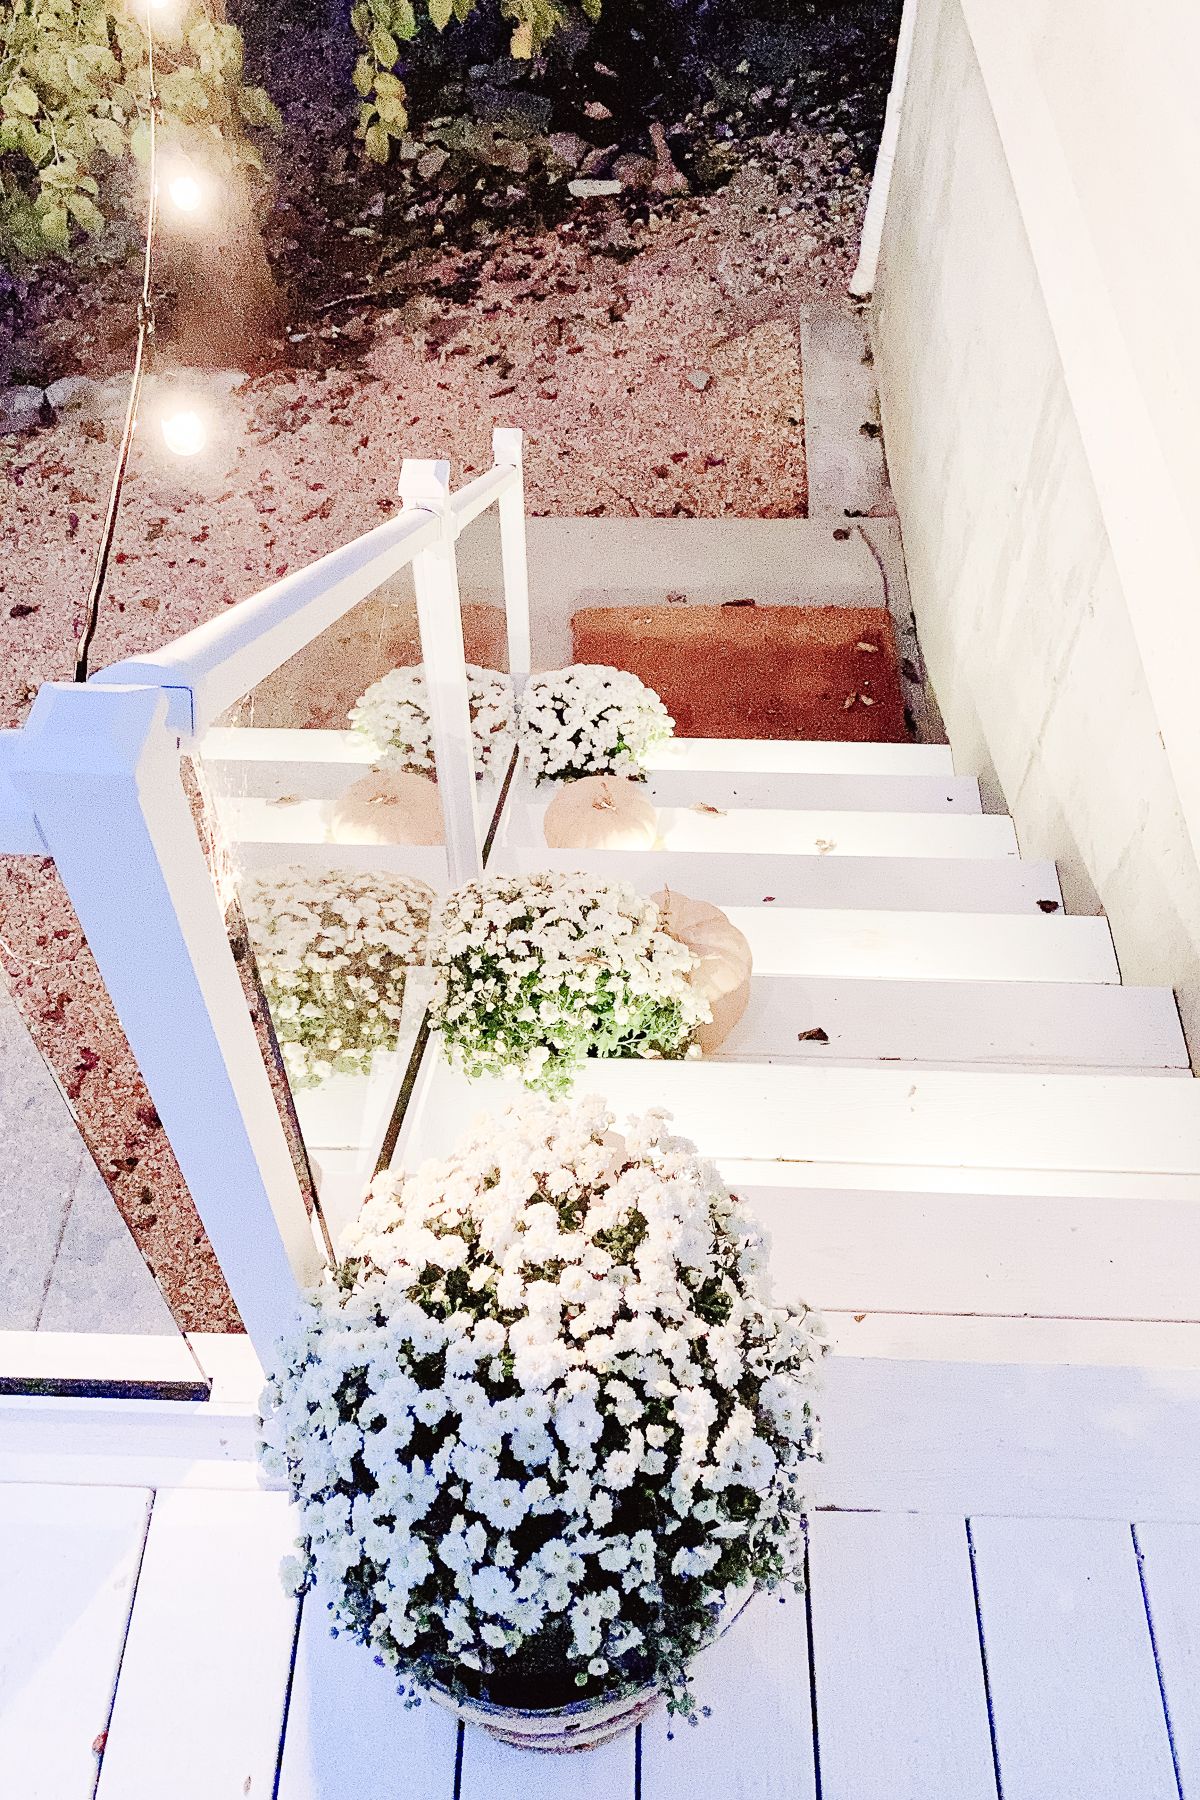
[815,838,835,854]
[762,895,776,903]
[1037,899,1061,913]
[853,1313,866,1323]
[842,694,857,710]
[92,1732,108,1756]
[271,794,301,806]
[691,801,726,815]
[797,1026,829,1043]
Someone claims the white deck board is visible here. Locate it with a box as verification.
[96,1488,299,1800]
[637,769,981,813]
[807,1512,996,1799]
[492,847,1063,912]
[457,1713,635,1799]
[644,737,956,775]
[0,1483,151,1800]
[970,1517,1177,1800]
[277,1599,459,1800]
[1132,1521,1200,1796]
[717,974,1185,1067]
[721,906,1118,982]
[641,1591,817,1800]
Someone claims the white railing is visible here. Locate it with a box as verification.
[1,430,530,1360]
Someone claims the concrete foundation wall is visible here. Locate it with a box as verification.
[872,0,1200,1054]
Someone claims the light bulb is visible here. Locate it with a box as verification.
[161,408,207,457]
[166,172,203,215]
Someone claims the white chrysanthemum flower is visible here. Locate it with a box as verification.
[350,663,515,778]
[242,867,433,1088]
[517,664,673,784]
[260,1095,826,1720]
[427,870,709,1092]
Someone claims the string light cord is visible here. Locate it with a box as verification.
[74,5,160,683]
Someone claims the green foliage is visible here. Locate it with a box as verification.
[352,0,601,162]
[0,0,280,259]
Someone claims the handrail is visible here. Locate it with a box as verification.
[450,464,519,535]
[0,730,47,854]
[92,507,441,738]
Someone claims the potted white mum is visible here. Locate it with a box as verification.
[350,662,515,778]
[427,871,710,1091]
[260,1095,826,1750]
[242,865,433,1090]
[517,665,673,784]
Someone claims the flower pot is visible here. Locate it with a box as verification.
[426,1678,662,1753]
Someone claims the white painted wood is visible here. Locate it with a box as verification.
[277,1599,459,1800]
[717,975,1185,1068]
[232,840,452,887]
[641,769,982,813]
[641,1591,817,1800]
[93,509,440,736]
[97,1488,299,1799]
[815,1359,1200,1520]
[721,906,1118,983]
[493,426,531,684]
[969,1516,1177,1800]
[0,1332,204,1394]
[502,800,1019,858]
[807,1512,996,1799]
[824,1313,1200,1368]
[0,727,47,853]
[743,1179,1200,1322]
[1132,1521,1200,1796]
[12,683,321,1354]
[457,1714,635,1800]
[644,737,955,774]
[399,459,482,886]
[492,847,1063,913]
[0,1393,263,1491]
[0,1483,151,1800]
[404,1058,1200,1176]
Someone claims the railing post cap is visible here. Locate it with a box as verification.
[398,458,452,510]
[492,426,524,467]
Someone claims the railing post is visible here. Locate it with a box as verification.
[10,682,323,1357]
[492,427,531,688]
[399,459,483,886]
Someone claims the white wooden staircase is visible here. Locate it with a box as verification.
[7,744,1200,1794]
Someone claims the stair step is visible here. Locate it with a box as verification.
[728,1169,1200,1322]
[643,739,955,776]
[717,976,1185,1068]
[823,1314,1200,1370]
[404,1060,1200,1175]
[501,804,1020,859]
[522,769,982,814]
[722,907,1118,983]
[492,848,1063,913]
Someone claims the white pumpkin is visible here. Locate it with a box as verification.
[543,776,658,851]
[652,887,753,1053]
[330,770,444,846]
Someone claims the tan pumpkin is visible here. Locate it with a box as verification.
[543,776,658,851]
[652,887,753,1053]
[330,770,444,846]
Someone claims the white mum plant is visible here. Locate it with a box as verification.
[260,1094,826,1716]
[243,867,433,1088]
[428,871,709,1092]
[350,663,515,778]
[517,664,673,784]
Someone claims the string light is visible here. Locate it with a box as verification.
[160,406,208,457]
[162,158,205,217]
[73,3,161,683]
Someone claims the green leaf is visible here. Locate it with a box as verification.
[39,201,70,250]
[6,82,41,119]
[364,121,390,163]
[67,190,105,234]
[352,54,376,97]
[370,25,399,64]
[238,85,282,131]
[391,0,417,38]
[428,0,453,29]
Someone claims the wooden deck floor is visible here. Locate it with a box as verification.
[5,1467,1200,1800]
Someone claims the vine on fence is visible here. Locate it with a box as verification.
[0,0,278,257]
